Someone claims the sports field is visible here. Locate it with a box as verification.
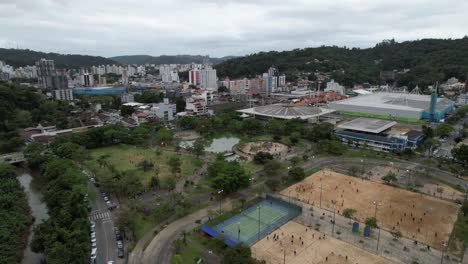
[214,197,301,245]
[280,169,460,250]
[223,206,286,242]
[252,221,396,264]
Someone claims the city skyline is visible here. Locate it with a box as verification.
[1,0,467,57]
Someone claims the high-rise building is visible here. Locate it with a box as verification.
[36,58,56,89]
[36,59,68,90]
[80,73,94,87]
[248,78,264,95]
[199,67,217,90]
[189,70,200,85]
[53,89,74,101]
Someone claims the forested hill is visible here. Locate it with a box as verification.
[110,54,235,65]
[0,48,117,68]
[215,38,468,88]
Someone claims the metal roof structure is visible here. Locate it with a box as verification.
[237,104,334,120]
[337,117,397,134]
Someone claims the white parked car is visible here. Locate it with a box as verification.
[91,237,97,243]
[91,232,96,239]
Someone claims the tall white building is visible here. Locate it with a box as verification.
[53,89,74,101]
[80,73,94,87]
[189,70,200,85]
[325,79,345,95]
[199,67,217,90]
[149,98,177,121]
[160,65,179,83]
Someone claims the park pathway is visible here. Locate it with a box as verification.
[138,199,233,264]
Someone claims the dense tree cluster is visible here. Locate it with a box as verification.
[0,163,33,264]
[52,124,155,149]
[221,244,260,264]
[177,111,335,142]
[134,90,165,104]
[0,81,81,153]
[216,38,468,88]
[29,158,90,264]
[207,157,250,193]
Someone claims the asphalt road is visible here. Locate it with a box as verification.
[140,200,233,264]
[85,170,123,264]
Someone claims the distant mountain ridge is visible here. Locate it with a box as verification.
[0,48,117,68]
[110,54,236,65]
[215,38,468,88]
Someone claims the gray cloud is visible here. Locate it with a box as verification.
[0,0,467,57]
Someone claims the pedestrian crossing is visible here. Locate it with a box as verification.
[89,211,111,221]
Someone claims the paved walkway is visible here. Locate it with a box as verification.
[129,200,232,264]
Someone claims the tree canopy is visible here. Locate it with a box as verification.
[216,38,468,88]
[207,159,250,193]
[0,163,33,263]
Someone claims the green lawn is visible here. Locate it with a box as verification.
[172,235,203,264]
[337,110,425,124]
[85,144,202,187]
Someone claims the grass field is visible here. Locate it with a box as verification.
[337,110,425,124]
[85,144,202,187]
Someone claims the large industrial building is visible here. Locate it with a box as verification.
[335,117,425,152]
[329,92,455,122]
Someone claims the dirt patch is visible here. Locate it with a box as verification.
[251,221,396,264]
[280,169,460,250]
[240,141,289,158]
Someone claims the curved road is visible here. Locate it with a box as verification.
[132,156,467,264]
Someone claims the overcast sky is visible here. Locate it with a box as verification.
[1,0,467,58]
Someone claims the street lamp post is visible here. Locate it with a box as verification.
[373,201,382,252]
[406,169,410,186]
[257,206,261,240]
[319,180,323,208]
[217,190,224,213]
[332,200,336,236]
[440,242,447,264]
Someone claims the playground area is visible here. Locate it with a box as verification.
[213,196,301,246]
[251,221,395,264]
[280,169,460,250]
[239,141,289,159]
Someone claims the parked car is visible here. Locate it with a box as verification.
[92,242,97,249]
[117,240,123,249]
[104,196,109,202]
[91,237,97,244]
[91,232,96,239]
[117,248,124,258]
[91,248,97,260]
[90,221,96,230]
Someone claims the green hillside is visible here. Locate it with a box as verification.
[0,48,117,68]
[111,54,235,65]
[216,38,468,88]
